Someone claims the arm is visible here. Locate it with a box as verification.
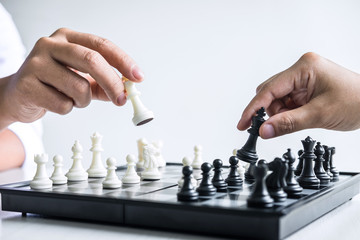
[238,52,360,139]
[0,128,25,171]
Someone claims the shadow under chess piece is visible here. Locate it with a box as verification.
[313,142,331,186]
[297,137,320,189]
[282,149,303,198]
[225,156,243,189]
[294,150,304,176]
[237,107,266,182]
[247,159,274,208]
[177,166,199,202]
[329,147,340,181]
[212,159,228,192]
[266,158,287,202]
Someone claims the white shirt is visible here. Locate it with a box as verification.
[0,3,45,170]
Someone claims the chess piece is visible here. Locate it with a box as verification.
[313,142,331,186]
[66,140,88,181]
[297,137,320,189]
[123,77,154,126]
[329,147,340,181]
[247,159,274,208]
[30,153,53,189]
[266,158,287,202]
[233,148,246,178]
[122,154,141,184]
[237,107,266,182]
[192,145,203,169]
[87,132,107,178]
[103,157,122,189]
[212,159,228,192]
[141,144,162,180]
[294,150,304,176]
[136,138,148,169]
[282,149,303,197]
[178,157,197,188]
[196,162,217,197]
[177,166,199,202]
[50,155,67,185]
[323,145,334,180]
[225,156,243,188]
[152,140,166,167]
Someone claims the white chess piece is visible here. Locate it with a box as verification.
[136,138,148,169]
[178,157,197,188]
[192,145,203,169]
[30,153,52,189]
[124,77,154,126]
[66,140,88,181]
[102,157,122,189]
[50,155,67,185]
[233,148,249,173]
[141,145,162,180]
[87,132,107,178]
[152,140,166,167]
[122,154,141,184]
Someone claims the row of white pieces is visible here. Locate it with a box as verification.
[29,153,155,190]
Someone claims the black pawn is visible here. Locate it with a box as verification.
[177,166,199,202]
[225,156,243,188]
[266,158,287,202]
[297,136,320,189]
[282,148,303,197]
[313,142,331,186]
[329,147,340,181]
[323,145,334,180]
[237,107,266,182]
[294,150,304,176]
[197,163,217,197]
[212,159,228,192]
[247,159,274,208]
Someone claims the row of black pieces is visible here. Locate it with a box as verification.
[177,157,243,202]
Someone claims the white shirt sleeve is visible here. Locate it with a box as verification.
[0,3,45,170]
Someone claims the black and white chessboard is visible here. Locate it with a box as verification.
[0,163,359,240]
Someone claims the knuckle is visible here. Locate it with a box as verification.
[83,50,102,70]
[93,37,112,51]
[278,114,296,134]
[300,52,320,64]
[34,37,53,49]
[52,27,70,37]
[74,81,91,107]
[56,100,73,115]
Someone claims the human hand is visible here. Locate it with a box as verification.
[237,52,360,139]
[0,28,144,129]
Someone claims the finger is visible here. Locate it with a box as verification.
[36,60,92,108]
[259,103,318,139]
[75,71,110,101]
[52,28,144,82]
[49,41,127,106]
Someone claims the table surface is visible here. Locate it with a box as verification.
[0,168,359,240]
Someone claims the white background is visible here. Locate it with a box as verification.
[2,0,360,171]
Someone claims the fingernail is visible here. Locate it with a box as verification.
[117,92,127,106]
[131,65,145,81]
[262,124,275,139]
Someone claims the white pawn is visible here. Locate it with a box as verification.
[152,140,166,167]
[192,145,203,169]
[141,145,162,180]
[66,140,88,181]
[102,157,122,189]
[87,132,107,178]
[50,155,67,185]
[123,77,154,126]
[178,157,197,188]
[136,138,148,169]
[30,153,52,189]
[233,148,248,175]
[122,154,141,184]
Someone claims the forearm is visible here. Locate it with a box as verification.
[0,128,25,171]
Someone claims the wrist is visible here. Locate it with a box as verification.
[0,76,16,130]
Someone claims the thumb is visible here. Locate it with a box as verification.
[259,105,316,139]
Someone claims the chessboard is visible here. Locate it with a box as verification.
[0,163,359,240]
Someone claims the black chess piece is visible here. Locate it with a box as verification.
[323,145,334,180]
[237,107,266,182]
[247,159,274,208]
[225,156,243,188]
[294,150,304,176]
[329,147,340,181]
[313,142,331,186]
[212,159,228,192]
[266,158,287,202]
[283,148,303,197]
[177,166,199,202]
[297,136,320,189]
[196,162,217,197]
